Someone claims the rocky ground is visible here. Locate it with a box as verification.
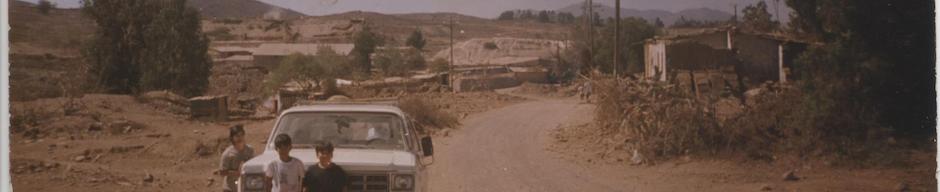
[8,91,523,191]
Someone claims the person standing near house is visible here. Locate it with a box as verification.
[219,124,255,192]
[583,81,593,103]
[577,84,585,101]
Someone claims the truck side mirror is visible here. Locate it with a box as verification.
[420,136,433,156]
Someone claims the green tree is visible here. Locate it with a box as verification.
[592,17,656,74]
[351,26,383,74]
[405,29,426,50]
[38,0,55,15]
[373,49,405,76]
[263,46,350,95]
[264,54,322,94]
[373,48,425,76]
[654,17,665,28]
[785,0,935,139]
[404,48,426,70]
[82,0,211,97]
[742,1,778,32]
[537,10,551,23]
[498,11,515,20]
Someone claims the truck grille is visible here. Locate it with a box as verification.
[348,174,388,192]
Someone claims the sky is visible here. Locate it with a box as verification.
[25,0,793,21]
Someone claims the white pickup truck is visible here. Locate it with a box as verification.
[238,103,434,192]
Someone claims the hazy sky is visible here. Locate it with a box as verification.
[25,0,792,20]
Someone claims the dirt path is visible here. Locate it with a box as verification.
[427,96,627,191]
[426,94,936,192]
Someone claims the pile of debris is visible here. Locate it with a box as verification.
[589,76,827,163]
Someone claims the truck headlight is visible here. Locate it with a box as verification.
[391,174,414,190]
[243,174,265,190]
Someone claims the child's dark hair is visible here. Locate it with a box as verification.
[315,142,334,154]
[274,134,292,148]
[229,124,245,143]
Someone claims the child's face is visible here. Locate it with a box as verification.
[232,134,245,147]
[317,151,333,164]
[276,145,292,157]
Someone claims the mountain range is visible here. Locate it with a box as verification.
[557,3,733,26]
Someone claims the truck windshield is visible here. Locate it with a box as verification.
[273,112,406,150]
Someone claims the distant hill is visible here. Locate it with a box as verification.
[557,3,732,26]
[187,0,306,19]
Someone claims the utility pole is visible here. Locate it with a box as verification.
[449,15,454,84]
[773,0,780,29]
[732,3,737,25]
[588,0,594,74]
[613,0,620,77]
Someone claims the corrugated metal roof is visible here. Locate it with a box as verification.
[254,43,355,56]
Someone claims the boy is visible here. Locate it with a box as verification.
[303,142,348,192]
[265,134,306,192]
[219,125,255,192]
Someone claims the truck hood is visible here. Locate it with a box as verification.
[242,148,416,174]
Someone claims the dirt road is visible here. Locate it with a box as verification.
[427,95,651,191]
[426,95,935,192]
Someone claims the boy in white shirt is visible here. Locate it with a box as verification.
[265,134,306,192]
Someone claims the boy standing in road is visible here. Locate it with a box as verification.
[219,125,255,192]
[265,134,306,192]
[303,142,348,192]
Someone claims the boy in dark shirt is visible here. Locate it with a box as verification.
[303,143,348,192]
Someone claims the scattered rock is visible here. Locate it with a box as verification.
[89,177,105,183]
[630,149,645,165]
[88,122,104,132]
[117,181,134,187]
[73,155,87,162]
[206,177,215,187]
[143,174,155,183]
[760,184,773,191]
[782,170,800,181]
[440,129,450,137]
[194,142,212,156]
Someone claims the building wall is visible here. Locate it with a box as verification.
[644,40,667,81]
[514,71,549,83]
[733,34,781,84]
[681,32,729,50]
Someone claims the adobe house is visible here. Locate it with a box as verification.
[644,27,809,88]
[252,43,354,72]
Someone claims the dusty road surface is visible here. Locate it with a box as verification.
[426,94,935,192]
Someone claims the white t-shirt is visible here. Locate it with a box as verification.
[264,157,306,192]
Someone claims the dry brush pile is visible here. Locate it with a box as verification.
[594,77,902,165]
[594,78,722,160]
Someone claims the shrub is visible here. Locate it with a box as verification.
[38,0,55,15]
[399,96,459,132]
